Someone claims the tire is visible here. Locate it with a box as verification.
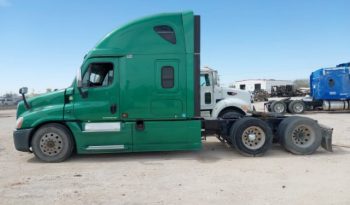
[31,123,74,162]
[230,117,273,157]
[270,101,287,114]
[267,100,275,112]
[277,116,322,155]
[288,100,305,114]
[219,109,244,119]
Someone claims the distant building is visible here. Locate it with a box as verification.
[0,95,22,106]
[232,79,293,94]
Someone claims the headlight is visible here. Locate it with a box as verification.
[16,117,23,129]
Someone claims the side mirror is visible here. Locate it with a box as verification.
[19,87,30,109]
[19,87,28,95]
[76,67,88,98]
[213,72,220,86]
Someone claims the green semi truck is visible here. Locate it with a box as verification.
[13,11,333,162]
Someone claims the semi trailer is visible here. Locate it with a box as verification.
[13,11,333,162]
[267,63,350,114]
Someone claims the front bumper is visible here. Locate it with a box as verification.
[13,128,33,152]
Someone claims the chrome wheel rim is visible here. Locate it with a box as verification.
[39,132,63,156]
[291,125,315,147]
[242,126,266,150]
[274,103,285,113]
[293,103,304,113]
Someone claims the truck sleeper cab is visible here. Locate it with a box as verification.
[13,12,332,162]
[266,63,350,114]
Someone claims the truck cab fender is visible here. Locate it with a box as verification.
[211,98,252,118]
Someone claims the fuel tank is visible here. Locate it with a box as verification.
[322,100,350,111]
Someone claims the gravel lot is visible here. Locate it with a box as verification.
[1,105,350,205]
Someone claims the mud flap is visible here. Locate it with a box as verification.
[319,124,333,152]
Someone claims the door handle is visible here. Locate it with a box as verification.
[110,104,117,114]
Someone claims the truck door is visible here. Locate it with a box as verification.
[72,57,132,152]
[200,73,214,111]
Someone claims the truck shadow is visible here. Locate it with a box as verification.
[26,140,349,164]
[303,111,350,115]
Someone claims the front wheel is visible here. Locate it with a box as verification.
[31,123,74,162]
[230,117,273,157]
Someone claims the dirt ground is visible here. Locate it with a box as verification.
[1,105,350,205]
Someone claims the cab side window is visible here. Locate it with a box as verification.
[154,25,176,44]
[83,63,114,88]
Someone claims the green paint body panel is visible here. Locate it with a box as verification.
[119,54,188,119]
[15,11,202,154]
[66,122,133,154]
[66,120,201,154]
[17,90,66,129]
[132,120,201,152]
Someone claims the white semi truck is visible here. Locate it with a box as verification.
[200,67,253,118]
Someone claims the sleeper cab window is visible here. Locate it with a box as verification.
[154,25,176,44]
[161,66,174,89]
[83,63,114,88]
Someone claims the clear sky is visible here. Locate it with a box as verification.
[0,0,349,95]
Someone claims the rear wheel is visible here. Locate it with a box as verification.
[277,116,322,155]
[31,123,74,162]
[288,100,305,114]
[270,101,287,114]
[230,117,273,156]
